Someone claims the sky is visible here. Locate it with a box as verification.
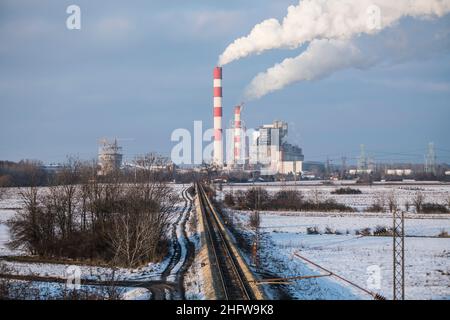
[0,0,450,165]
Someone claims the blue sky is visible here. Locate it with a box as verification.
[0,0,449,164]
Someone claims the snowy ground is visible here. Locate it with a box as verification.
[6,280,152,300]
[223,183,450,212]
[0,189,24,256]
[223,182,450,300]
[0,184,191,300]
[183,191,206,300]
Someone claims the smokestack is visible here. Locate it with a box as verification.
[213,67,223,166]
[234,105,242,164]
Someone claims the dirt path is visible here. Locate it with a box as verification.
[160,186,196,299]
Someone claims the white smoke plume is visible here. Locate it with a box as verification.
[219,0,450,66]
[244,19,450,101]
[244,39,371,100]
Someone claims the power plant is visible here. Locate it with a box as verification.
[212,66,304,175]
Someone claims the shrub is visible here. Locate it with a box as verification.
[420,203,449,214]
[331,187,362,195]
[237,187,269,210]
[438,230,449,238]
[366,204,384,213]
[356,228,371,236]
[272,189,304,210]
[373,225,392,236]
[229,187,354,212]
[224,193,235,207]
[306,226,320,235]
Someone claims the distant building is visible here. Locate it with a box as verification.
[349,169,373,175]
[255,120,304,175]
[386,169,413,176]
[445,171,450,176]
[98,139,123,176]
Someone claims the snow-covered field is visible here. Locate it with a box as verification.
[0,190,24,256]
[224,183,450,212]
[224,182,450,300]
[0,184,192,300]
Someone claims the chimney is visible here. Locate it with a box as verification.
[234,105,242,164]
[213,67,223,166]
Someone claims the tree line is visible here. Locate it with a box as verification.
[223,188,354,212]
[6,156,178,268]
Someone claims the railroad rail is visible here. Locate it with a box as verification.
[196,182,258,300]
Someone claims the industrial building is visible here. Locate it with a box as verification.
[98,139,123,176]
[212,66,304,176]
[251,121,304,175]
[386,169,413,176]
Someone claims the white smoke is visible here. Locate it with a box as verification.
[244,39,371,100]
[219,0,450,66]
[245,14,450,100]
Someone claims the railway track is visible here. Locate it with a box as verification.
[196,183,255,300]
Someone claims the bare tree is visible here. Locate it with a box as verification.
[388,192,398,213]
[413,191,425,213]
[0,187,5,201]
[249,210,261,230]
[309,188,323,205]
[107,156,178,267]
[7,182,42,255]
[7,156,178,267]
[404,201,410,213]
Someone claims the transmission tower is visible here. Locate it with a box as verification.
[425,142,436,175]
[358,144,368,171]
[341,156,347,179]
[393,209,405,300]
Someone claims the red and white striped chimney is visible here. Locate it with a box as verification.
[234,105,242,164]
[213,66,223,166]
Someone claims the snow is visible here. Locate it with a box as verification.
[183,190,207,300]
[223,183,450,212]
[6,281,151,300]
[2,183,448,299]
[0,184,193,300]
[121,287,151,300]
[224,182,450,300]
[260,212,449,237]
[229,209,450,300]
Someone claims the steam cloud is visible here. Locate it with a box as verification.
[220,0,450,100]
[244,39,370,100]
[219,0,450,66]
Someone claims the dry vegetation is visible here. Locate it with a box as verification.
[6,156,178,268]
[224,187,354,212]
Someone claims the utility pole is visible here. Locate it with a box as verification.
[393,209,405,300]
[341,156,347,179]
[326,157,331,179]
[252,187,261,271]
